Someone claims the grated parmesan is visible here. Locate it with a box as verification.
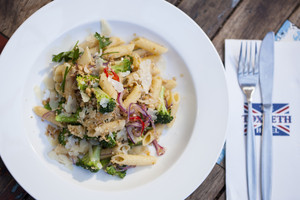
[64,96,77,113]
[108,77,124,92]
[137,59,152,93]
[100,98,109,108]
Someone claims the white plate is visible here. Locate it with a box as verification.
[0,0,228,199]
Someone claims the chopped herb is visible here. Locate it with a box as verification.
[101,51,119,56]
[52,41,80,64]
[61,65,73,93]
[94,32,111,50]
[58,128,70,146]
[44,102,51,110]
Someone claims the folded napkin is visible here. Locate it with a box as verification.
[225,39,300,200]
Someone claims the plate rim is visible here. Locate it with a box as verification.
[0,0,229,199]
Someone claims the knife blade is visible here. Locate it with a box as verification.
[259,31,275,200]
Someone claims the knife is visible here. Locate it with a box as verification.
[259,32,275,200]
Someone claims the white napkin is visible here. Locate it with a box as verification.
[225,40,300,200]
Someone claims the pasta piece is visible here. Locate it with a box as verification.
[167,92,180,128]
[79,35,98,49]
[149,76,162,107]
[132,37,168,55]
[89,46,99,55]
[128,146,150,155]
[163,79,177,90]
[115,143,131,154]
[107,37,125,48]
[89,120,126,137]
[100,147,117,159]
[33,106,63,127]
[54,144,69,154]
[63,67,77,100]
[99,73,117,99]
[103,44,134,59]
[53,64,67,83]
[143,130,155,146]
[123,85,142,108]
[151,65,161,76]
[111,154,156,166]
[141,55,161,63]
[77,47,93,65]
[132,48,152,57]
[132,53,141,70]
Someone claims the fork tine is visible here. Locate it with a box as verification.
[243,42,248,74]
[238,42,243,74]
[254,42,259,74]
[249,42,253,73]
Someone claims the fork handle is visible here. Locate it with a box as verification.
[246,102,257,200]
[261,105,272,200]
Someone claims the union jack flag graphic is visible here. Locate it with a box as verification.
[243,103,291,136]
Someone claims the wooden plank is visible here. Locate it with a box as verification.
[217,190,226,200]
[186,164,225,200]
[0,158,27,199]
[178,0,240,39]
[166,0,181,6]
[0,0,52,38]
[212,0,299,61]
[289,4,300,26]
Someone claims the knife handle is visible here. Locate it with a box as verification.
[246,102,257,200]
[261,105,273,200]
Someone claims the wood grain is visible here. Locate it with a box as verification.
[289,4,300,26]
[178,0,240,39]
[0,158,27,199]
[186,164,225,200]
[212,0,299,61]
[0,0,52,37]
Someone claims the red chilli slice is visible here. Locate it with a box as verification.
[129,116,145,136]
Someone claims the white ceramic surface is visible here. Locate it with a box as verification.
[0,0,229,199]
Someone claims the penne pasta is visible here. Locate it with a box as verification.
[99,72,118,99]
[111,154,156,166]
[132,37,168,55]
[167,92,180,128]
[123,85,142,108]
[150,76,162,107]
[103,44,135,59]
[163,79,177,90]
[33,106,63,127]
[90,119,126,137]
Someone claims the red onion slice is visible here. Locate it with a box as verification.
[126,126,136,144]
[152,139,165,156]
[117,92,127,113]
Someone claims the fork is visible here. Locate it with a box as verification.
[238,42,259,200]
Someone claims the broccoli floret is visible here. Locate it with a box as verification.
[58,128,70,146]
[155,86,173,124]
[55,111,79,124]
[76,145,102,173]
[93,87,116,113]
[100,132,117,148]
[111,58,132,73]
[105,165,126,179]
[76,75,99,91]
[100,158,111,167]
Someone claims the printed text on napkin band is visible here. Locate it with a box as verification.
[243,103,291,136]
